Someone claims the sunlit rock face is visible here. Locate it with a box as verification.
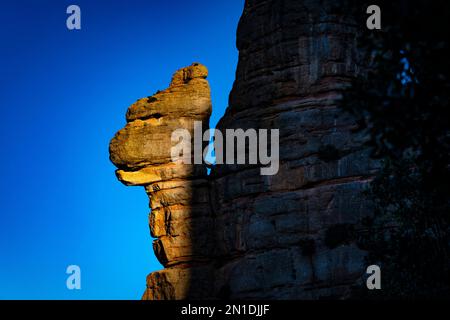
[110,63,215,299]
[109,0,378,300]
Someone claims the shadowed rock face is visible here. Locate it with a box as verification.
[109,0,377,299]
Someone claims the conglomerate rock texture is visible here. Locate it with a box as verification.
[109,0,378,299]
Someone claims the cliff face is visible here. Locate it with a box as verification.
[110,0,377,299]
[210,0,378,299]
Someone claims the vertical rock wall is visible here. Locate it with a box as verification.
[210,0,377,299]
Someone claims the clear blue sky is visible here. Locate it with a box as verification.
[0,0,242,299]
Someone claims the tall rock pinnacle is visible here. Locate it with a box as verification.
[110,0,377,299]
[110,63,215,299]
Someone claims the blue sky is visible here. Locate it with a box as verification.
[0,0,242,299]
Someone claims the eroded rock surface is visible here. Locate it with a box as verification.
[110,63,214,299]
[209,0,377,299]
[109,0,377,299]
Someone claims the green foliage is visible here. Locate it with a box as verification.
[342,0,450,298]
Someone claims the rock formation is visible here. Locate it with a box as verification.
[110,0,378,299]
[110,63,215,299]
